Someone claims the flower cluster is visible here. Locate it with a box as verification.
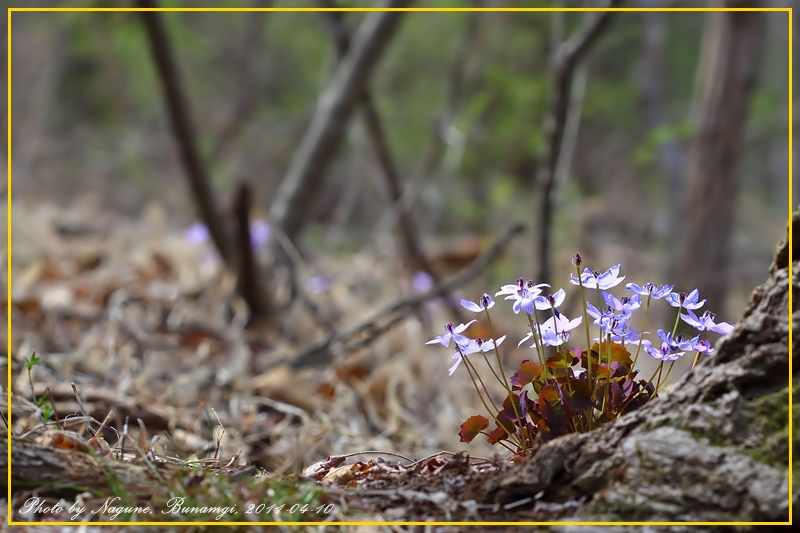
[426,257,734,455]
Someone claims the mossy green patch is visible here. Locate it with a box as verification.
[741,385,795,468]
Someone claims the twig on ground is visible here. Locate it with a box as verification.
[71,382,96,437]
[286,222,525,368]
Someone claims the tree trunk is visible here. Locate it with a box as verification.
[671,4,765,313]
[636,6,686,242]
[267,1,411,245]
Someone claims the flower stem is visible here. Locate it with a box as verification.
[458,345,521,447]
[575,266,594,428]
[628,294,651,381]
[525,314,549,384]
[485,310,527,451]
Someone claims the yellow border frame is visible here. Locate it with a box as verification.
[5,5,793,528]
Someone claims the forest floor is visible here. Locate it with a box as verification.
[1,197,793,531]
[2,198,579,528]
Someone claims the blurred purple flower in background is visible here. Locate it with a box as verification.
[184,222,211,245]
[412,271,434,293]
[307,275,333,294]
[250,219,271,251]
[184,219,271,251]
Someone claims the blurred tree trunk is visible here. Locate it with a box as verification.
[267,1,411,246]
[535,3,619,287]
[319,7,464,323]
[636,7,686,242]
[671,4,765,312]
[138,1,233,265]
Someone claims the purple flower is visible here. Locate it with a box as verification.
[586,301,603,323]
[693,339,715,355]
[657,330,699,352]
[425,320,477,348]
[542,329,570,347]
[185,220,271,251]
[250,219,271,250]
[461,294,495,313]
[412,271,434,293]
[185,222,211,245]
[533,288,566,312]
[307,275,333,294]
[607,326,650,347]
[522,314,582,348]
[645,342,684,361]
[665,289,706,310]
[449,335,506,376]
[626,282,673,299]
[680,309,734,335]
[598,314,629,337]
[570,264,625,290]
[496,278,549,315]
[603,291,641,314]
[540,313,583,335]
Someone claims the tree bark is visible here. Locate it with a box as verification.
[671,4,766,313]
[267,1,411,245]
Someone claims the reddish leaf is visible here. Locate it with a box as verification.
[458,415,490,443]
[487,426,508,444]
[565,377,593,412]
[487,411,516,444]
[545,351,579,369]
[539,384,569,430]
[589,341,633,369]
[502,393,528,422]
[510,360,542,390]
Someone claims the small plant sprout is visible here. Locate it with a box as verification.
[23,352,43,403]
[22,352,58,426]
[426,257,734,456]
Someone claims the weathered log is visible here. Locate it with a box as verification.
[1,436,168,499]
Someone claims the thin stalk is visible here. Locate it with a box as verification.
[548,302,573,397]
[458,345,522,447]
[628,294,652,381]
[525,314,549,382]
[655,306,684,394]
[479,431,518,454]
[574,266,594,428]
[532,308,553,383]
[619,362,662,412]
[485,310,527,449]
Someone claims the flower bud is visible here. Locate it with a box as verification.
[572,253,582,266]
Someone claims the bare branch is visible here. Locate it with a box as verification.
[268,0,412,244]
[286,222,526,369]
[318,5,464,323]
[536,0,621,286]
